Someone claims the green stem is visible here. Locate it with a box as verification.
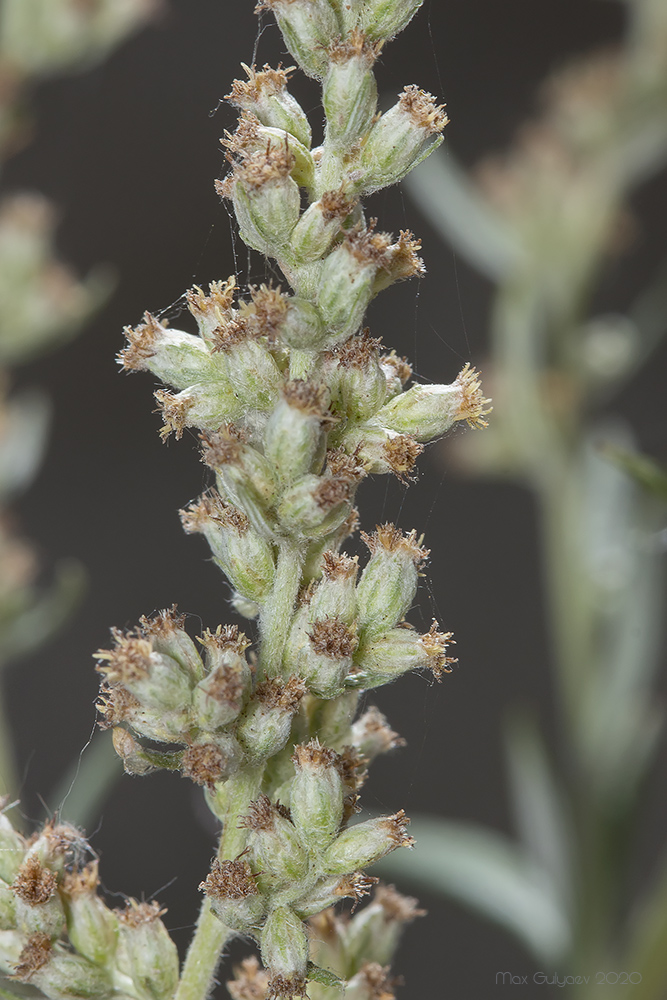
[258,540,304,679]
[174,768,263,1000]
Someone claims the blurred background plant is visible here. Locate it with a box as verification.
[0,0,156,807]
[381,0,667,994]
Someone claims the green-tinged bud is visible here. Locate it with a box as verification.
[356,524,429,638]
[350,706,405,762]
[323,810,414,874]
[153,384,243,440]
[111,728,183,776]
[240,795,308,884]
[181,492,276,603]
[265,381,329,484]
[343,962,397,1000]
[380,351,412,399]
[325,331,387,421]
[181,735,243,789]
[290,189,357,263]
[186,276,237,339]
[222,113,315,190]
[241,283,327,351]
[119,313,228,391]
[344,424,423,480]
[227,64,312,148]
[200,427,278,538]
[138,606,205,683]
[290,741,344,853]
[61,864,118,967]
[300,614,358,697]
[209,321,283,414]
[116,901,179,1000]
[258,0,339,78]
[12,855,65,939]
[344,883,425,969]
[361,0,424,42]
[359,85,447,194]
[375,363,492,441]
[353,622,456,688]
[323,32,380,148]
[316,231,380,342]
[220,144,301,256]
[309,551,359,624]
[0,809,25,882]
[192,626,252,729]
[293,871,377,919]
[15,936,114,998]
[200,859,265,932]
[277,450,365,539]
[0,880,15,929]
[279,296,328,350]
[95,629,193,715]
[259,906,308,998]
[237,678,307,761]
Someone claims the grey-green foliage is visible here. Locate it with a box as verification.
[384,0,667,994]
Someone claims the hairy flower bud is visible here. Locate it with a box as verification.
[138,606,205,683]
[375,363,491,440]
[360,0,424,42]
[323,810,414,874]
[11,855,64,940]
[201,427,278,539]
[116,901,179,1000]
[353,622,456,687]
[240,795,308,884]
[325,331,388,421]
[193,629,252,730]
[264,381,329,484]
[119,313,228,390]
[345,425,423,480]
[323,32,379,148]
[344,883,425,969]
[359,85,448,194]
[259,906,308,998]
[200,859,265,932]
[236,678,306,761]
[356,524,429,638]
[181,492,276,602]
[257,0,339,79]
[15,937,114,998]
[293,870,377,919]
[227,64,312,148]
[350,706,405,762]
[61,864,118,967]
[277,451,365,539]
[224,144,301,257]
[290,188,357,263]
[290,741,344,853]
[315,232,381,342]
[95,630,193,718]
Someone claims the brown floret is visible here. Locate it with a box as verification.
[200,858,258,900]
[321,550,358,581]
[199,623,251,655]
[118,311,162,371]
[291,739,341,771]
[199,426,246,468]
[361,523,429,565]
[154,388,193,441]
[383,434,423,481]
[181,743,227,789]
[328,28,381,64]
[255,676,306,712]
[282,379,328,416]
[186,277,236,319]
[318,187,357,222]
[398,84,448,133]
[95,629,153,685]
[227,955,271,1000]
[266,974,308,1000]
[139,604,187,638]
[12,856,57,904]
[308,615,358,659]
[226,63,293,107]
[239,794,278,832]
[375,883,426,922]
[12,933,52,980]
[117,899,166,927]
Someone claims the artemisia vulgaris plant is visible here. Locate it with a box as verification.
[0,2,490,999]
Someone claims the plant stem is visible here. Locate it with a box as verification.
[258,540,304,680]
[175,767,263,1000]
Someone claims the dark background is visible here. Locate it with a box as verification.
[2,1,666,996]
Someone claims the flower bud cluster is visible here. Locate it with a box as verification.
[200,740,414,998]
[0,808,177,1000]
[111,0,490,997]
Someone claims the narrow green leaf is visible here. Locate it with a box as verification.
[378,816,571,963]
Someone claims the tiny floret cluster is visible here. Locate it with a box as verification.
[89,1,490,998]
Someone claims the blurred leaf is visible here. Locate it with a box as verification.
[403,149,525,282]
[602,446,667,505]
[504,711,573,912]
[52,729,121,830]
[378,816,571,963]
[0,389,50,503]
[625,852,667,1000]
[307,963,344,991]
[0,558,85,665]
